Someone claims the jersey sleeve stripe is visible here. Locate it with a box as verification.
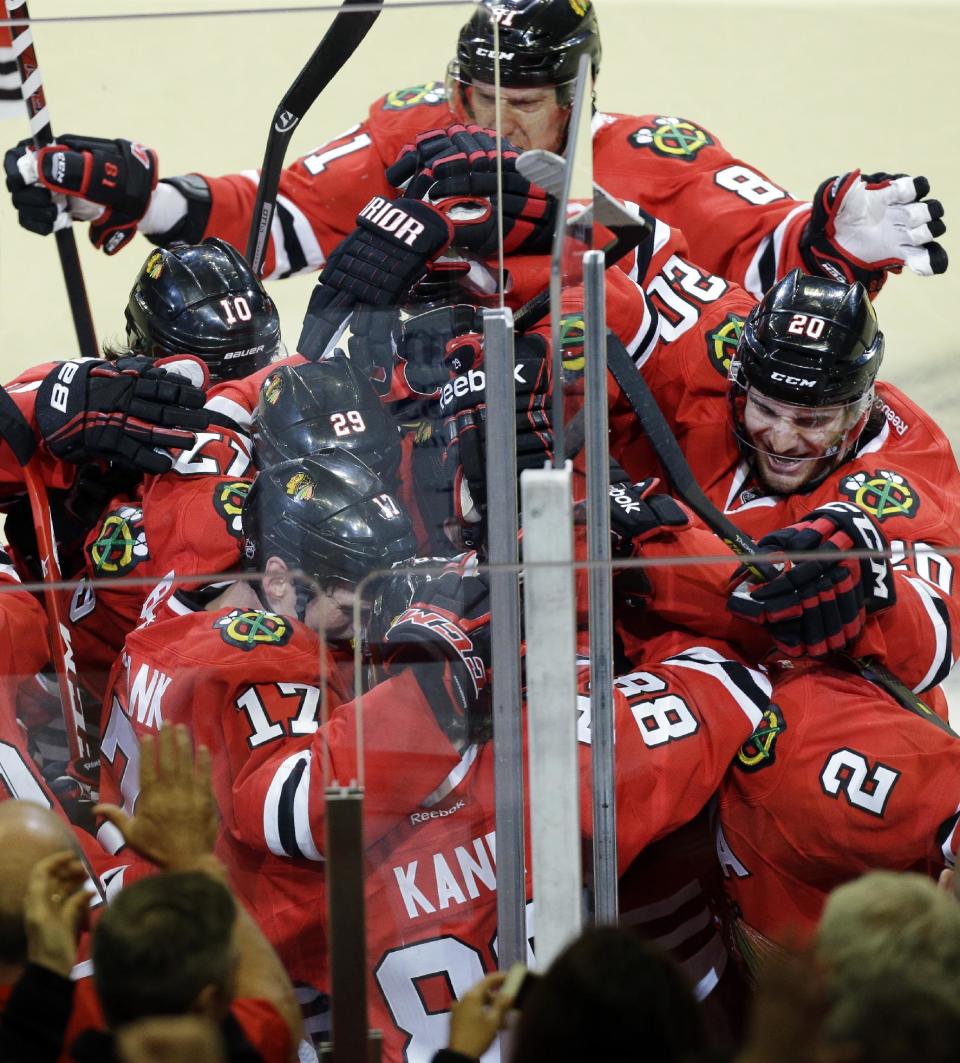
[665,646,770,728]
[903,575,954,691]
[264,750,324,862]
[744,203,812,299]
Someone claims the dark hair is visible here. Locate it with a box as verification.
[92,872,236,1027]
[509,927,706,1063]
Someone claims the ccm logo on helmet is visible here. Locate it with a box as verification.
[475,47,515,59]
[770,372,817,387]
[359,196,425,247]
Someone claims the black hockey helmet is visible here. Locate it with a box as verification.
[125,238,281,382]
[730,268,884,408]
[450,0,601,105]
[252,355,401,483]
[241,451,416,590]
[728,269,885,490]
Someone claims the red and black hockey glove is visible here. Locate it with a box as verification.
[381,555,491,750]
[5,134,158,254]
[35,355,209,474]
[387,123,556,256]
[440,332,553,522]
[606,472,691,557]
[727,502,895,658]
[297,195,454,359]
[800,170,948,296]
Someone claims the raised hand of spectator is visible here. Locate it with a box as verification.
[23,851,90,978]
[94,724,217,870]
[447,971,512,1059]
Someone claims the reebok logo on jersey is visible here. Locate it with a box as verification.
[874,396,909,436]
[358,196,426,247]
[409,799,466,826]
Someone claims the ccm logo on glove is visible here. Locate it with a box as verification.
[358,196,427,247]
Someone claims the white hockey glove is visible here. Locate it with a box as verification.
[801,170,947,295]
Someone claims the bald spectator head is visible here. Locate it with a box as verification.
[0,800,78,978]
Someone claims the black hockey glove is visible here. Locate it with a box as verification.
[606,473,690,557]
[35,356,209,474]
[800,170,948,295]
[381,556,491,750]
[297,196,454,359]
[387,123,557,256]
[727,502,895,658]
[440,332,553,522]
[5,135,158,254]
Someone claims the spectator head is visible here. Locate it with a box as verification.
[816,869,960,993]
[0,800,78,974]
[92,871,236,1027]
[509,926,706,1063]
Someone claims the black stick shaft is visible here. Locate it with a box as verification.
[7,0,98,358]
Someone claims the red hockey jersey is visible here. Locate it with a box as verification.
[196,84,811,299]
[716,658,960,951]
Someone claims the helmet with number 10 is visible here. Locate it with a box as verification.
[447,0,602,153]
[125,237,282,382]
[728,268,884,494]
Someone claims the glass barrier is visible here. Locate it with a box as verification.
[1,1,960,1062]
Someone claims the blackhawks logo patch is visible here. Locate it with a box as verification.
[213,480,251,540]
[262,372,284,406]
[560,312,586,377]
[840,469,918,523]
[382,82,446,111]
[629,117,713,161]
[215,610,292,651]
[735,703,786,773]
[286,471,317,502]
[88,505,149,577]
[706,313,744,377]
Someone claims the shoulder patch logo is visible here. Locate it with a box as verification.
[382,82,446,111]
[706,312,744,377]
[559,312,586,377]
[213,480,251,540]
[840,469,918,523]
[215,610,293,651]
[629,117,713,161]
[88,505,149,576]
[735,702,786,773]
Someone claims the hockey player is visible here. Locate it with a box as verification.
[3,1,946,298]
[95,451,491,1013]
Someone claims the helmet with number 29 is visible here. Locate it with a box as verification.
[728,268,884,494]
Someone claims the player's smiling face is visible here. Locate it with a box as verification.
[466,81,567,152]
[741,389,855,493]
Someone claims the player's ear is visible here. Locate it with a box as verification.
[261,556,291,603]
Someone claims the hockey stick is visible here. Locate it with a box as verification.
[245,0,384,276]
[513,150,650,333]
[603,334,953,734]
[5,0,98,359]
[0,388,90,761]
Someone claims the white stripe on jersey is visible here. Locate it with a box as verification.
[904,574,954,692]
[264,749,324,862]
[941,799,960,867]
[743,202,812,300]
[205,393,253,430]
[277,188,325,276]
[664,645,770,728]
[422,743,479,808]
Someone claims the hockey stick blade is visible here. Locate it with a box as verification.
[246,0,384,274]
[517,149,651,233]
[603,334,950,733]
